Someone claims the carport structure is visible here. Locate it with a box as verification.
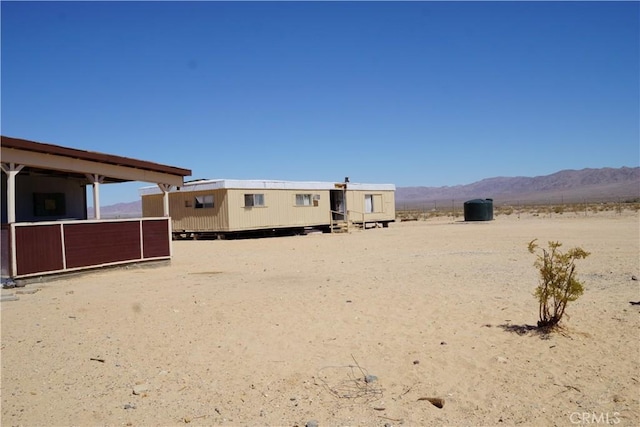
[1,136,191,281]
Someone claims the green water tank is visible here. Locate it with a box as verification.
[464,198,494,221]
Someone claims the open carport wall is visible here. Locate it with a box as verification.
[1,136,191,282]
[138,179,396,239]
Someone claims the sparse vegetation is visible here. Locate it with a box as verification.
[501,207,514,216]
[396,201,640,221]
[527,239,590,331]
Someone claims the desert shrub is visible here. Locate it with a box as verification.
[528,239,590,330]
[499,207,514,216]
[571,204,586,215]
[536,206,551,216]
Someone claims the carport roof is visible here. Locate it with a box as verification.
[1,135,192,185]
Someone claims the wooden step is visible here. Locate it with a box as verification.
[331,221,349,233]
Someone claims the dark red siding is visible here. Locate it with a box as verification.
[8,218,171,278]
[15,224,64,275]
[1,225,11,277]
[64,221,142,268]
[142,219,170,258]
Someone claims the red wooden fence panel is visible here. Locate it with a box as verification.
[64,221,142,268]
[15,224,64,276]
[142,219,170,258]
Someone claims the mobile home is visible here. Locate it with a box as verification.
[139,179,395,239]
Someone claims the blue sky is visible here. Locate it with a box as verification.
[2,1,639,205]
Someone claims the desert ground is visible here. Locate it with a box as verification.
[1,211,639,427]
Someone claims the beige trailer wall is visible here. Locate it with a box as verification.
[226,188,331,231]
[142,187,334,232]
[142,189,230,231]
[346,190,395,223]
[141,194,163,218]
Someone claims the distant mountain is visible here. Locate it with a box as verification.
[94,167,640,215]
[89,201,142,219]
[396,167,640,208]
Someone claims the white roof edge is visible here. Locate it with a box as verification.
[139,179,395,196]
[347,183,396,191]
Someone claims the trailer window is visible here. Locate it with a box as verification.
[365,194,383,213]
[365,194,373,213]
[295,194,312,206]
[244,193,265,207]
[195,195,214,209]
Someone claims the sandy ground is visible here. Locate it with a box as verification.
[1,211,639,427]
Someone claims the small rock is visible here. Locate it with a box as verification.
[496,356,508,364]
[306,420,319,427]
[364,375,378,383]
[124,403,136,410]
[413,360,420,365]
[1,278,16,288]
[632,275,638,281]
[440,341,447,345]
[133,384,149,395]
[423,397,445,408]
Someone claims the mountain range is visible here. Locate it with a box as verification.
[95,167,640,217]
[396,166,640,209]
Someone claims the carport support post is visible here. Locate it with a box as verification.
[1,163,24,223]
[85,174,104,219]
[158,184,173,217]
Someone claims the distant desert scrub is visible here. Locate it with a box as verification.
[495,206,514,216]
[395,201,640,221]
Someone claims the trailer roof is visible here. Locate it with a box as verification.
[139,179,395,196]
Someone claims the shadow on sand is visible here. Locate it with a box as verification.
[498,323,552,339]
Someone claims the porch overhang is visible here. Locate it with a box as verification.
[1,135,192,281]
[1,136,191,186]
